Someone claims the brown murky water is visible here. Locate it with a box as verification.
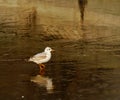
[0,0,120,100]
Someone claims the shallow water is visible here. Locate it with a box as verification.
[0,31,120,100]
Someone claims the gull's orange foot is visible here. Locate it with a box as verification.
[39,69,45,75]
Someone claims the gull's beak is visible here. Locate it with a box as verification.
[51,49,55,52]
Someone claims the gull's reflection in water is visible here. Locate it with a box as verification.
[30,75,54,93]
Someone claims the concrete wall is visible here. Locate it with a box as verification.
[0,0,119,41]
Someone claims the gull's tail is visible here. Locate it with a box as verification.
[24,57,31,62]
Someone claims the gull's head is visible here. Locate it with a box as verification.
[44,47,54,53]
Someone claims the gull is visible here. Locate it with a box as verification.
[29,47,54,70]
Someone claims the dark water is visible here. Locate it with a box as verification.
[0,26,120,100]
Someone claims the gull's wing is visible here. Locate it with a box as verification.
[31,52,47,60]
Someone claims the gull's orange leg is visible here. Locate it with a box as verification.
[39,64,45,69]
[39,64,45,75]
